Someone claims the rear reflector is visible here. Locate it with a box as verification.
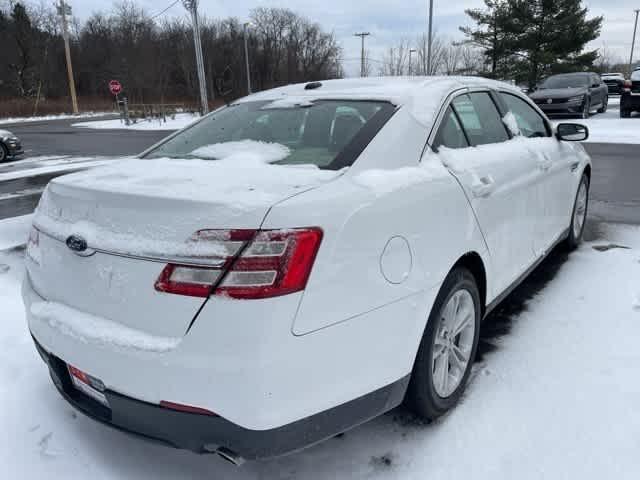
[159,400,217,416]
[154,227,323,299]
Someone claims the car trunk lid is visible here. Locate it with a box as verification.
[27,157,340,339]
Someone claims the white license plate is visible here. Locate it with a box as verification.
[68,365,110,408]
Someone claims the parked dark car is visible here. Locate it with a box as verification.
[529,72,608,118]
[601,73,625,95]
[0,129,24,162]
[620,69,640,118]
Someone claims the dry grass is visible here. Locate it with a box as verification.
[0,97,116,118]
[0,96,224,119]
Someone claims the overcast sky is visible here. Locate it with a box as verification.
[54,0,640,75]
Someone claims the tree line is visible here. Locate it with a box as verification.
[378,0,604,88]
[0,1,342,113]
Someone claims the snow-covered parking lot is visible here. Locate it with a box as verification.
[2,214,639,479]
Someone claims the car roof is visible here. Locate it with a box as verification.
[235,76,522,108]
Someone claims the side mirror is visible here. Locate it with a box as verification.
[591,83,599,89]
[556,123,589,142]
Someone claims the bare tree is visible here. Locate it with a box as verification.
[380,40,410,76]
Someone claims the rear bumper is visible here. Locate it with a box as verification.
[32,335,409,459]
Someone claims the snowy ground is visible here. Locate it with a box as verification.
[0,112,114,126]
[0,156,115,183]
[549,95,640,144]
[72,113,200,131]
[2,214,640,479]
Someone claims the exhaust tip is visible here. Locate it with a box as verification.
[216,447,245,467]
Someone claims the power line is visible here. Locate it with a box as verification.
[151,0,180,20]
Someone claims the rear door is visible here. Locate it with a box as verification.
[434,91,539,294]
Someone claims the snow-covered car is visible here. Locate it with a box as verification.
[620,69,640,118]
[22,77,592,464]
[0,129,24,162]
[529,72,608,118]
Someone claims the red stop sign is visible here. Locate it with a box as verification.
[109,80,122,96]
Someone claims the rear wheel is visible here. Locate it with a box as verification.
[407,268,481,420]
[564,173,589,250]
[0,143,7,163]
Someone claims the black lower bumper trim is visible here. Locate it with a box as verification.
[32,336,410,460]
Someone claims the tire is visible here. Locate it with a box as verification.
[564,173,590,250]
[407,268,481,420]
[0,143,7,163]
[597,97,607,114]
[580,98,590,119]
[620,109,631,118]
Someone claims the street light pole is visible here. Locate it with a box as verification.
[57,0,78,114]
[426,0,434,75]
[409,49,417,76]
[354,32,370,77]
[630,9,640,76]
[183,0,209,114]
[244,22,252,95]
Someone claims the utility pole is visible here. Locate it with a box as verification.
[354,32,370,77]
[409,49,417,76]
[630,9,640,76]
[183,0,209,114]
[244,22,252,95]
[56,0,78,114]
[426,0,434,75]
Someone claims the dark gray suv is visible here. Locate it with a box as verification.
[529,72,608,118]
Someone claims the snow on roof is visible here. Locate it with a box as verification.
[236,76,521,128]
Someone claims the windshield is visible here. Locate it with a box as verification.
[540,75,589,89]
[144,100,392,170]
[632,70,640,81]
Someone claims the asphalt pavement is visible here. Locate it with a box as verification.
[2,116,168,157]
[0,116,638,225]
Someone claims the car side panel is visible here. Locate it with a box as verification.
[263,109,490,336]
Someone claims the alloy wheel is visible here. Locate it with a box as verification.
[431,289,476,398]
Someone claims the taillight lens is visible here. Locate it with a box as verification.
[623,80,632,91]
[154,228,323,299]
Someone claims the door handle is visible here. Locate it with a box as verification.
[471,175,495,198]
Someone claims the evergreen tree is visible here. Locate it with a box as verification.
[508,0,602,88]
[462,0,602,87]
[460,0,512,78]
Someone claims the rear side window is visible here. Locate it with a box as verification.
[433,107,469,150]
[452,93,509,146]
[501,93,550,138]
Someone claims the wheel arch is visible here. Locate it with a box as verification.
[450,251,487,317]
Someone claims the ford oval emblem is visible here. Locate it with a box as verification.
[66,235,88,253]
[547,98,553,104]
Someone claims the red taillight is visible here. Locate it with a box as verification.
[154,227,323,299]
[623,80,632,91]
[159,400,217,416]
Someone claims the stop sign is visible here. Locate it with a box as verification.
[109,80,122,96]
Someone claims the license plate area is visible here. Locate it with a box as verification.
[67,365,110,409]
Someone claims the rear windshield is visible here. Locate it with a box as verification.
[540,75,589,89]
[143,100,393,170]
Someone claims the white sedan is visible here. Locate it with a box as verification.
[23,77,591,464]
